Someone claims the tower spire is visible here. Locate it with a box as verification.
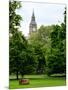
[31,9,35,21]
[29,10,37,35]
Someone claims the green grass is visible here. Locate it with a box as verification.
[9,75,66,89]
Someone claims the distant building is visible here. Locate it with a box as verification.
[29,10,37,35]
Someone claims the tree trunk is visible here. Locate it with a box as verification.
[16,71,18,80]
[22,74,24,79]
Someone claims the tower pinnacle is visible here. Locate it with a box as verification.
[29,10,37,35]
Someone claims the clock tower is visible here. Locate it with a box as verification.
[29,10,37,35]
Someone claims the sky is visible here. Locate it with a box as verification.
[16,2,65,36]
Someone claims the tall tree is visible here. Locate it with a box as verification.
[47,8,66,76]
[9,31,27,79]
[9,0,25,79]
[9,1,37,79]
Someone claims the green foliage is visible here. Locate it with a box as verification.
[9,1,37,79]
[9,1,23,78]
[9,1,66,78]
[9,30,27,79]
[29,25,53,74]
[29,10,66,75]
[47,8,66,76]
[19,44,37,76]
[9,0,22,34]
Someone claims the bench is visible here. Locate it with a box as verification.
[19,79,29,85]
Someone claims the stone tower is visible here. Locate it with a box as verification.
[29,10,37,35]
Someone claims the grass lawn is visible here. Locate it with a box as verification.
[9,75,66,89]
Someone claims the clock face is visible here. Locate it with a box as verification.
[33,28,36,31]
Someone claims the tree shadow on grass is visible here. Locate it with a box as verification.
[9,76,66,81]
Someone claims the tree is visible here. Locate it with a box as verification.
[47,8,66,76]
[9,0,23,79]
[28,25,53,74]
[19,44,37,77]
[9,31,27,79]
[9,0,37,79]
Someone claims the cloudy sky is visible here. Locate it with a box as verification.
[16,2,65,36]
